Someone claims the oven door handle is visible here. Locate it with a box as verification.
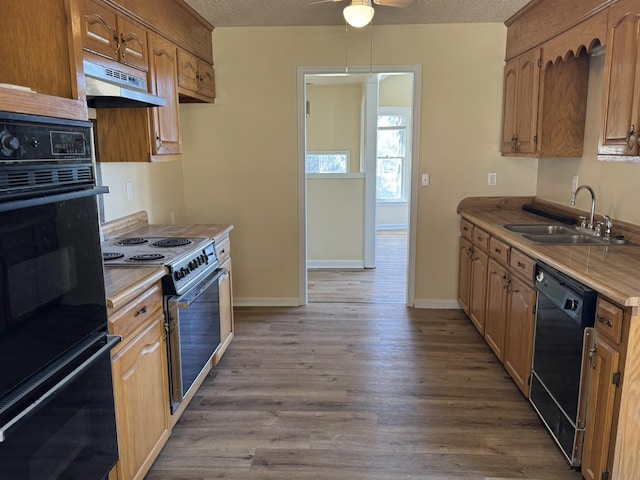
[0,334,121,443]
[177,268,227,309]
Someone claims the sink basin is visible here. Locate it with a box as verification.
[522,234,607,245]
[503,224,575,235]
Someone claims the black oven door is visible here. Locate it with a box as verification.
[0,334,120,479]
[166,267,224,413]
[0,189,108,401]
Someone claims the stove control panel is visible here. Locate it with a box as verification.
[166,241,218,295]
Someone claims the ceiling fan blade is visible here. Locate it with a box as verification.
[373,0,417,8]
[308,0,344,5]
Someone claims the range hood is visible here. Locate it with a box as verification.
[83,60,166,108]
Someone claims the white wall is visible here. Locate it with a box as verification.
[179,24,537,306]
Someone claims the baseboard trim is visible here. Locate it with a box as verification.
[308,260,365,269]
[413,299,461,309]
[234,297,300,307]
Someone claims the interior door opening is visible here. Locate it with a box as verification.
[298,66,421,306]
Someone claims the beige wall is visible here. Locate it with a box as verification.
[307,177,365,266]
[537,54,640,224]
[177,23,537,306]
[379,74,413,108]
[98,161,185,224]
[306,83,363,172]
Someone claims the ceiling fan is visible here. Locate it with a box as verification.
[310,0,417,28]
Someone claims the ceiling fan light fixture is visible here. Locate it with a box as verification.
[343,0,375,28]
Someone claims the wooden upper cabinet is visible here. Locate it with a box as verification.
[0,0,87,120]
[500,49,541,155]
[149,34,181,156]
[599,12,640,156]
[177,49,216,103]
[81,0,148,72]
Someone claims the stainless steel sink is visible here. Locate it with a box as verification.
[522,233,606,245]
[503,224,575,235]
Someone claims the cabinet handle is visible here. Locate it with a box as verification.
[500,273,510,288]
[597,315,614,328]
[494,248,502,254]
[517,261,526,269]
[134,305,148,317]
[627,124,636,151]
[113,31,121,57]
[156,134,162,150]
[588,343,598,369]
[120,32,144,59]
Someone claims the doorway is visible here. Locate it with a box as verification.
[297,65,422,306]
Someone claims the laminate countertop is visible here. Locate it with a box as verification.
[461,209,640,307]
[117,223,233,242]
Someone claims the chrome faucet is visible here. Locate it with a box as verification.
[571,184,596,229]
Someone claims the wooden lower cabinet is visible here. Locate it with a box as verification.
[485,258,509,362]
[582,337,620,480]
[503,273,536,397]
[457,237,473,314]
[109,281,171,480]
[469,248,488,335]
[213,234,234,365]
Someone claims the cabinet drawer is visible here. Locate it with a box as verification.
[489,237,510,265]
[509,249,535,282]
[595,298,623,344]
[215,235,231,263]
[108,283,163,340]
[472,227,490,251]
[460,219,473,241]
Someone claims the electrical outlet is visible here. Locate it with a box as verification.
[488,172,497,186]
[572,175,579,192]
[125,181,133,201]
[421,173,430,186]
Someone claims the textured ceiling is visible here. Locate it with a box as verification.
[183,0,531,28]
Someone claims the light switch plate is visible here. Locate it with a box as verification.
[488,172,497,186]
[421,173,430,186]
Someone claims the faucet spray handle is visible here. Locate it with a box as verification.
[578,216,587,228]
[603,215,613,238]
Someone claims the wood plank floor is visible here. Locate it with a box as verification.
[308,230,408,304]
[146,232,583,480]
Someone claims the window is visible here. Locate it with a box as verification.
[306,152,350,174]
[377,111,410,202]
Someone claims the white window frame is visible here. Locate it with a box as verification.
[376,107,412,203]
[305,150,352,177]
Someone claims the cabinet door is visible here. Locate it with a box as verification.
[117,17,148,72]
[504,276,536,397]
[599,13,640,156]
[149,34,181,156]
[469,248,488,335]
[500,50,541,155]
[582,339,620,480]
[219,259,234,344]
[112,315,170,480]
[500,58,518,154]
[177,49,200,93]
[514,49,541,155]
[485,258,508,362]
[81,0,118,62]
[457,237,473,314]
[198,60,216,100]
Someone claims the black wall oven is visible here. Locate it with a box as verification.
[0,112,119,479]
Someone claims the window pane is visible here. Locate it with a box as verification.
[377,129,406,158]
[377,157,402,200]
[306,153,349,173]
[378,115,407,128]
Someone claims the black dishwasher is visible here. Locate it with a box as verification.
[530,261,597,467]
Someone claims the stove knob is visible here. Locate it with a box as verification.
[30,137,40,148]
[0,131,20,156]
[564,298,578,311]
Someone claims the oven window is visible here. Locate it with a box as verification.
[0,195,107,401]
[0,340,118,479]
